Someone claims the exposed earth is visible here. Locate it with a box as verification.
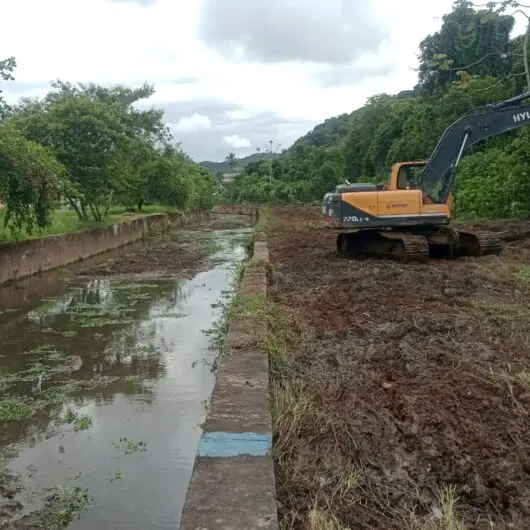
[268,205,530,529]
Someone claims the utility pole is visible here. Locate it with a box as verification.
[257,140,281,183]
[268,140,273,183]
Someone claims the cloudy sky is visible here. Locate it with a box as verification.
[1,0,525,162]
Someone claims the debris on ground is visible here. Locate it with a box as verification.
[268,205,530,529]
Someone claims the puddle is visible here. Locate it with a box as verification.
[0,220,252,529]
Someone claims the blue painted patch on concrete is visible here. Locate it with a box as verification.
[198,431,272,457]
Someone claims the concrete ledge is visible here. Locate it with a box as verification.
[0,210,208,286]
[180,233,278,529]
[182,456,277,529]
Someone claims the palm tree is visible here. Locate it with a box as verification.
[225,152,238,171]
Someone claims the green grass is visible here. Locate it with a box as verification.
[0,204,180,243]
[108,204,179,215]
[516,265,530,284]
[254,205,270,242]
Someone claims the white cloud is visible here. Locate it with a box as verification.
[199,0,387,64]
[225,109,253,121]
[0,0,527,161]
[224,134,250,148]
[171,113,211,132]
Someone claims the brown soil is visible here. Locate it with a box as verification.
[268,205,530,529]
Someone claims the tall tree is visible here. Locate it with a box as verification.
[0,124,63,232]
[225,152,238,171]
[10,81,175,221]
[417,0,514,93]
[0,56,16,120]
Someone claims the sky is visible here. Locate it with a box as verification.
[0,0,526,162]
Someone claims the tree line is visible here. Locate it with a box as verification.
[0,62,215,235]
[220,0,530,219]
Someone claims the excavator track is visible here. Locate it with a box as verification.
[336,228,504,262]
[456,230,503,257]
[336,230,430,262]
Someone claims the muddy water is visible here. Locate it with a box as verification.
[0,219,252,529]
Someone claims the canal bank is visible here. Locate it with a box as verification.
[0,210,208,287]
[180,209,278,529]
[0,214,254,529]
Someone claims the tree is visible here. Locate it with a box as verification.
[10,81,178,221]
[483,1,530,91]
[0,62,215,227]
[417,1,514,93]
[0,56,16,120]
[0,124,63,232]
[225,152,238,171]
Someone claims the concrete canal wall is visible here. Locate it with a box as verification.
[180,222,278,528]
[0,210,207,286]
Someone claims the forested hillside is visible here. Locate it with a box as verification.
[200,151,279,173]
[220,0,530,219]
[0,64,215,236]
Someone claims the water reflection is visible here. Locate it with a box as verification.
[0,226,251,529]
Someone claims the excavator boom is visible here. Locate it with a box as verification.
[418,91,530,204]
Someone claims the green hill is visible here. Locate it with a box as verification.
[200,152,279,173]
[286,89,419,154]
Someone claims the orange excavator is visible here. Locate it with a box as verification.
[322,91,530,261]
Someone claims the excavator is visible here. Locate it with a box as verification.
[322,91,530,261]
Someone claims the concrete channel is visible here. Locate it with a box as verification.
[0,211,269,529]
[180,239,278,529]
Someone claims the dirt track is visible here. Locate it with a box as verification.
[268,205,530,529]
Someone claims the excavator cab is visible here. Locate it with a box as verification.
[394,162,425,190]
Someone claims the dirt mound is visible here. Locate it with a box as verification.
[269,205,530,529]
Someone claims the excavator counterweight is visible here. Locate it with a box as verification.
[323,92,530,261]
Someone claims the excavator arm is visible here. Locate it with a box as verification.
[418,91,530,204]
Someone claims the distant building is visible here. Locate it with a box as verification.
[221,172,240,183]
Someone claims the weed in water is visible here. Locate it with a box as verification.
[0,396,39,423]
[59,408,94,432]
[110,469,123,482]
[201,258,250,373]
[112,437,147,455]
[44,485,90,530]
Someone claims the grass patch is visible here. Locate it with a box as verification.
[0,203,181,243]
[108,204,178,215]
[0,209,127,243]
[254,205,270,242]
[516,265,530,283]
[229,293,295,371]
